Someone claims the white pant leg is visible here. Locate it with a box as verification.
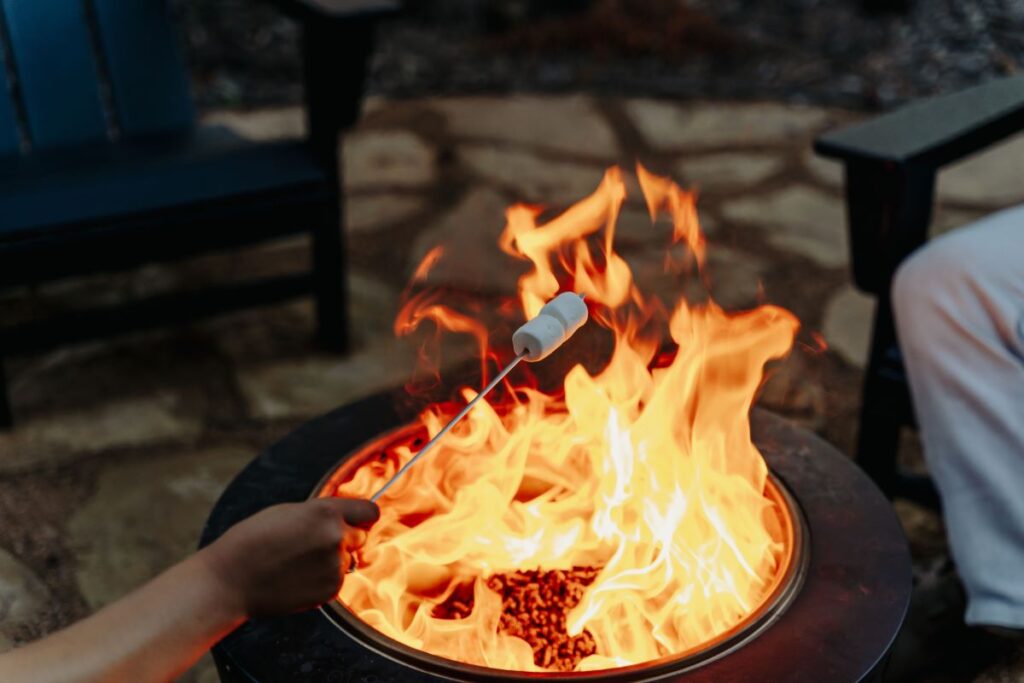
[892,203,1024,628]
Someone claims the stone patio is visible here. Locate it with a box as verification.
[0,95,1021,682]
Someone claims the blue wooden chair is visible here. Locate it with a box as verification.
[0,0,397,428]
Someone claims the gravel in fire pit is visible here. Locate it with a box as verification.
[434,566,601,671]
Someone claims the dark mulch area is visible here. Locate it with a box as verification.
[177,0,1024,111]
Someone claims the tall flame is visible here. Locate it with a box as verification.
[328,164,799,671]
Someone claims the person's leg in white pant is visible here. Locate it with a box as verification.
[892,203,1024,629]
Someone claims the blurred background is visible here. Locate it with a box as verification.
[1,1,1023,681]
[186,0,1023,108]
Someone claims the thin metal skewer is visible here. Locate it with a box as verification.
[370,350,528,502]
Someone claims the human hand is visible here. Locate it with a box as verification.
[198,498,379,618]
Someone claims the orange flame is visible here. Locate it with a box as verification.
[328,164,800,671]
[411,245,445,283]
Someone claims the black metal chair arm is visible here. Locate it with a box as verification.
[815,74,1024,170]
[813,74,1024,296]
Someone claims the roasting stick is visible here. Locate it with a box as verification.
[370,350,527,502]
[368,292,589,503]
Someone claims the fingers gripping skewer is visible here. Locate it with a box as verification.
[369,292,588,503]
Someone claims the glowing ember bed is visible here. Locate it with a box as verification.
[200,166,910,681]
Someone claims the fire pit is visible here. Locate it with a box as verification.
[200,397,907,682]
[199,165,910,681]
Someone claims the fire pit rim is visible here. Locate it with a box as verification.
[313,422,810,682]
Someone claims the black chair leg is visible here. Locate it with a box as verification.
[856,403,902,497]
[0,357,11,430]
[311,195,348,353]
[858,387,939,508]
[857,297,904,495]
[858,296,941,507]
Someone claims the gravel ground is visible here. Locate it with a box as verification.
[177,0,1024,111]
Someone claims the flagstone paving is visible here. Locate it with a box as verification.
[623,100,835,150]
[822,284,876,370]
[68,446,256,611]
[0,94,1019,682]
[345,129,438,191]
[675,152,784,191]
[720,185,849,268]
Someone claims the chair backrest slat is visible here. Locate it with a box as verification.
[0,52,20,156]
[1,0,107,150]
[93,0,194,138]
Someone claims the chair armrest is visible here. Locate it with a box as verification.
[267,0,399,23]
[814,74,1024,296]
[815,74,1024,169]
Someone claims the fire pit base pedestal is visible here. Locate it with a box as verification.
[200,391,911,683]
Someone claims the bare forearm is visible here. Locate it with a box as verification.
[0,498,378,683]
[0,548,245,683]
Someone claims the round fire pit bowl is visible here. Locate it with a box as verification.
[200,391,911,683]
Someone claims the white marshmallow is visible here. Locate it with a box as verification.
[512,292,588,361]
